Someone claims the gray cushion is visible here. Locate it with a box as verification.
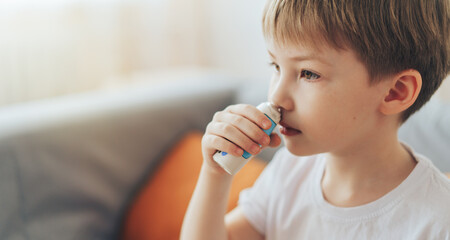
[0,76,237,240]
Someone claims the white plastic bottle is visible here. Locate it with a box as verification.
[213,102,281,175]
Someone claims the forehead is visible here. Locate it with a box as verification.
[266,40,337,63]
[266,39,367,73]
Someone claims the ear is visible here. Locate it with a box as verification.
[379,69,422,116]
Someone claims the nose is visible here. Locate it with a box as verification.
[268,74,294,112]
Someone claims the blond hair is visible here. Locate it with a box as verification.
[263,0,450,121]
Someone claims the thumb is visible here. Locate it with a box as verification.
[268,133,281,148]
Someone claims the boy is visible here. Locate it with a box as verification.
[181,0,450,239]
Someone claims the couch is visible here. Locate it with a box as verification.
[0,70,449,239]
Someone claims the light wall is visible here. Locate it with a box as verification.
[0,0,217,105]
[0,0,448,106]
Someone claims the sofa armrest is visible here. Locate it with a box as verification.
[0,73,238,239]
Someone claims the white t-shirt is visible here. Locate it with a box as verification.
[238,145,450,240]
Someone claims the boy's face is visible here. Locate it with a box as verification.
[267,41,388,156]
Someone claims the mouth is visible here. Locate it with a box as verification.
[279,121,302,136]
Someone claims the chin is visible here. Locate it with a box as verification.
[283,140,320,157]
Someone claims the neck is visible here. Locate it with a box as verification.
[321,119,417,207]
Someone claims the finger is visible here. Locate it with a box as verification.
[260,133,282,150]
[268,133,282,148]
[225,104,274,130]
[214,111,271,147]
[207,122,262,155]
[203,134,244,157]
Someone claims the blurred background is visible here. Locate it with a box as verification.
[0,0,449,106]
[0,1,449,239]
[0,0,274,106]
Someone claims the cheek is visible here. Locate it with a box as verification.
[267,75,278,97]
[328,90,379,133]
[298,89,337,119]
[299,89,370,137]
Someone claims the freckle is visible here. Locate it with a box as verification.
[353,116,357,120]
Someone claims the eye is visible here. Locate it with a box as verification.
[300,70,320,81]
[269,62,280,73]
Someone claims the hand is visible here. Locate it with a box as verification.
[202,104,282,175]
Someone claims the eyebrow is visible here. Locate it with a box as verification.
[268,50,331,66]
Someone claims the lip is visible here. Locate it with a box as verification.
[279,121,302,136]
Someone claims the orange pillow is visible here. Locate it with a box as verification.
[121,131,267,240]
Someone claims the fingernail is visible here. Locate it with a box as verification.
[262,136,270,145]
[236,148,244,155]
[251,145,261,154]
[263,119,272,129]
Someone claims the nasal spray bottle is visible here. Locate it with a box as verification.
[213,102,281,175]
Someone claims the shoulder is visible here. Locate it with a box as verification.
[415,152,450,197]
[387,151,450,238]
[422,162,450,220]
[403,143,450,198]
[405,152,450,226]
